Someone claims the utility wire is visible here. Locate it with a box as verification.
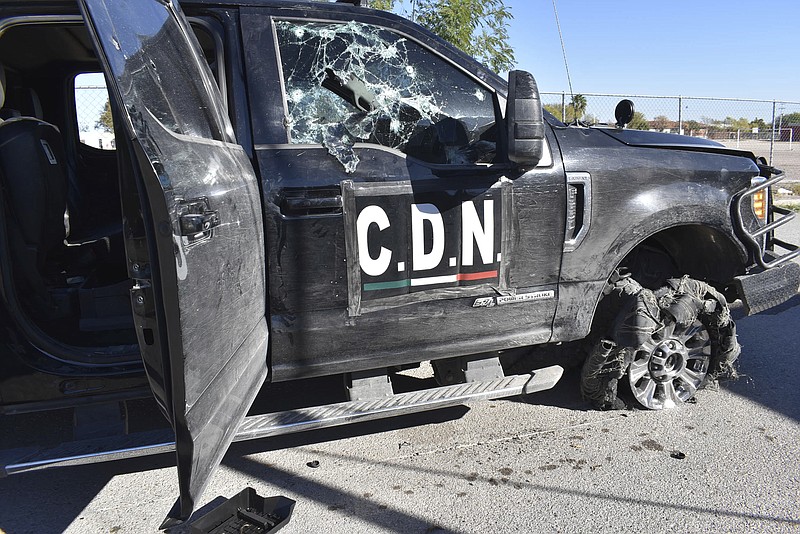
[551,0,574,105]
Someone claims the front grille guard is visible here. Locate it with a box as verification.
[733,167,799,269]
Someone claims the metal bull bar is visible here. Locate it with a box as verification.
[734,167,800,269]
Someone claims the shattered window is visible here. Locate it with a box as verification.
[276,20,498,172]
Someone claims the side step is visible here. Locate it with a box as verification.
[1,365,563,476]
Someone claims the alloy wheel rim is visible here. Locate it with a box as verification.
[628,319,711,409]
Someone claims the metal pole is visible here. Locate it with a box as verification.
[561,92,566,123]
[678,96,683,135]
[769,101,776,165]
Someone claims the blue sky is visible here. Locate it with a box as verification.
[395,1,800,102]
[507,0,800,101]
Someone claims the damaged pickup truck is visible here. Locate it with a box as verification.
[1,0,798,526]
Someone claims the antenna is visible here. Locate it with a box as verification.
[551,0,575,112]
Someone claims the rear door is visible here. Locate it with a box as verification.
[79,0,267,525]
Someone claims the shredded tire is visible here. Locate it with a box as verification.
[581,273,740,410]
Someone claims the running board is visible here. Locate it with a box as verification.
[1,365,563,476]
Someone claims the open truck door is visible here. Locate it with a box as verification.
[79,0,268,526]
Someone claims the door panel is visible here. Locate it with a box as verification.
[241,11,565,379]
[80,0,267,524]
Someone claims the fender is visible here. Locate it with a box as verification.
[551,145,755,343]
[552,218,747,344]
[562,180,750,278]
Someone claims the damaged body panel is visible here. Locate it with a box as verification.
[0,0,799,528]
[79,0,268,524]
[240,7,566,381]
[549,127,763,342]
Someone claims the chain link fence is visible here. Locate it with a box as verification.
[75,83,115,150]
[542,92,800,181]
[74,83,800,179]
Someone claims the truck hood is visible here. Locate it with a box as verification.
[596,127,757,160]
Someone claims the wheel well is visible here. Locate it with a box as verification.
[619,225,745,290]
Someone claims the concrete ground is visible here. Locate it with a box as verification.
[1,222,798,534]
[721,138,800,180]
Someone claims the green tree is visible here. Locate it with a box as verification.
[543,103,564,122]
[702,116,724,135]
[684,120,702,134]
[410,0,515,73]
[652,115,670,131]
[780,112,800,125]
[543,98,593,123]
[569,94,587,120]
[626,111,649,130]
[750,118,768,132]
[314,0,515,72]
[370,0,394,10]
[726,116,751,131]
[95,99,114,133]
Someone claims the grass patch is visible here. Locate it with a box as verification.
[780,202,800,212]
[786,183,800,196]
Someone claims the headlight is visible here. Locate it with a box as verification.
[750,176,768,223]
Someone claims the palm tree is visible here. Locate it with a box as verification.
[570,94,587,121]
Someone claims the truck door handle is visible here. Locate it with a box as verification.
[180,212,220,235]
[177,197,219,244]
[280,195,343,217]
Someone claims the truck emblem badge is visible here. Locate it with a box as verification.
[472,297,496,308]
[473,290,555,308]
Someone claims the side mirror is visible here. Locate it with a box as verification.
[506,70,544,167]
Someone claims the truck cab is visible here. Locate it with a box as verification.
[0,0,797,526]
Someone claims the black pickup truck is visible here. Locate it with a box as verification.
[1,0,798,526]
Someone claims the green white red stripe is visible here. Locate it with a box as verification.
[363,270,498,292]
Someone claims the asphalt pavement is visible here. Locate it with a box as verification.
[0,221,799,534]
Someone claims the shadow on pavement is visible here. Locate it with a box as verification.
[1,296,797,533]
[0,452,175,534]
[216,440,800,533]
[0,404,472,534]
[724,295,800,422]
[202,455,460,534]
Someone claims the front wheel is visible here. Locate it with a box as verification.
[628,317,710,409]
[581,274,740,410]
